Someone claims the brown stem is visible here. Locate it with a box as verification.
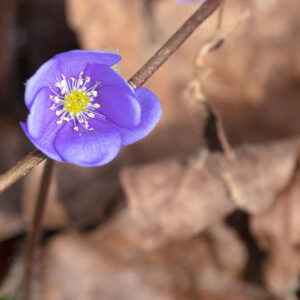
[22,159,54,300]
[0,0,222,195]
[0,149,46,194]
[129,0,223,87]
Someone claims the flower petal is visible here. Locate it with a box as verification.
[53,119,121,167]
[55,50,121,79]
[23,87,68,161]
[84,63,133,91]
[25,50,121,109]
[98,85,141,128]
[21,122,63,162]
[25,58,60,109]
[26,87,56,139]
[117,87,162,146]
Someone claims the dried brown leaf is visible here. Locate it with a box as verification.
[119,139,299,249]
[250,154,300,297]
[205,221,247,277]
[42,232,271,300]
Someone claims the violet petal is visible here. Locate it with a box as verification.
[26,87,57,139]
[53,119,122,167]
[98,85,141,128]
[84,63,133,91]
[25,58,59,109]
[117,87,162,146]
[55,50,121,79]
[21,122,63,162]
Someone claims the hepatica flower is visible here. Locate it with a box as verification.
[21,50,161,167]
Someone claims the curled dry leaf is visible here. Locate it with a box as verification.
[42,230,271,300]
[250,155,300,297]
[42,233,191,300]
[119,138,299,249]
[203,0,300,145]
[205,221,248,277]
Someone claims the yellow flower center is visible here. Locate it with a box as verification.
[50,72,102,131]
[64,90,90,115]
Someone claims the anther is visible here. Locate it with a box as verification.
[50,72,102,132]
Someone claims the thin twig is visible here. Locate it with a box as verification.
[22,159,54,300]
[129,0,222,87]
[0,149,46,194]
[0,0,223,195]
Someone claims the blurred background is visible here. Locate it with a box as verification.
[0,0,300,299]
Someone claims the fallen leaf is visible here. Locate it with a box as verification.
[250,153,300,297]
[119,139,299,249]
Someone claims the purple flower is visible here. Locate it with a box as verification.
[21,50,161,167]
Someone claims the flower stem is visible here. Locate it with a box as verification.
[22,159,54,300]
[0,149,46,194]
[0,0,223,195]
[129,0,223,88]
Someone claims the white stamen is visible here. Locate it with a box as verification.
[49,72,104,132]
[56,110,63,116]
